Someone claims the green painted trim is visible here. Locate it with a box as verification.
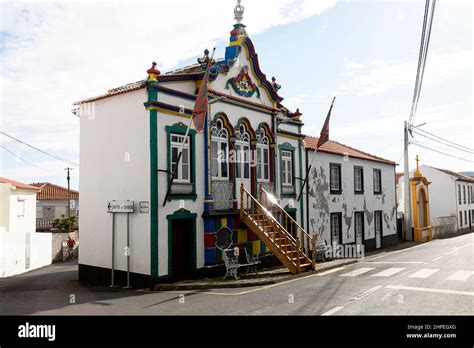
[166,209,198,277]
[278,142,296,198]
[165,123,197,201]
[149,107,159,278]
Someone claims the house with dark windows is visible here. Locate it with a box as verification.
[304,137,398,251]
[73,2,398,287]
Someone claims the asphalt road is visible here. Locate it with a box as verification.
[0,233,472,315]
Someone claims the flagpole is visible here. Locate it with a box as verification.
[297,97,335,202]
[162,48,216,206]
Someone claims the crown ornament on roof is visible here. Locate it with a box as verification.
[234,0,244,24]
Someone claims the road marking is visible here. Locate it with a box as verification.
[367,261,422,264]
[340,267,375,277]
[446,271,474,281]
[371,267,406,277]
[366,243,426,261]
[424,256,442,264]
[316,267,346,276]
[408,268,439,279]
[351,285,381,300]
[386,285,474,297]
[322,306,344,316]
[444,250,454,256]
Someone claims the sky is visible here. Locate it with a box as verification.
[0,0,472,190]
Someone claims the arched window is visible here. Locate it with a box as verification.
[210,119,229,179]
[234,123,251,180]
[256,126,270,182]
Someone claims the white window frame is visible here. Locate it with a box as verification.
[330,164,340,192]
[354,166,363,193]
[256,145,270,182]
[235,142,250,180]
[373,169,382,193]
[211,119,229,180]
[281,150,293,186]
[211,139,229,180]
[17,198,25,218]
[170,134,191,184]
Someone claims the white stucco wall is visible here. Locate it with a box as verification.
[79,88,151,275]
[304,151,397,248]
[397,165,474,231]
[0,184,37,234]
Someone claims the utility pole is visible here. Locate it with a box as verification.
[65,167,73,234]
[403,121,412,241]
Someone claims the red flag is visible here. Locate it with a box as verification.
[192,50,214,133]
[316,97,335,148]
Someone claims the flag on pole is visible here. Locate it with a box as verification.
[316,96,335,149]
[192,49,215,133]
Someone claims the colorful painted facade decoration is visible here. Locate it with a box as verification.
[226,66,260,98]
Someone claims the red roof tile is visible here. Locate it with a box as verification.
[0,177,40,191]
[304,136,395,165]
[30,182,79,200]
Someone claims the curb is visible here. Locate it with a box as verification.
[153,259,359,291]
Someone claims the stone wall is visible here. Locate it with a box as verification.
[431,216,458,239]
[51,231,79,263]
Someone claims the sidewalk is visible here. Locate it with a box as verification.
[154,240,427,291]
[154,257,359,291]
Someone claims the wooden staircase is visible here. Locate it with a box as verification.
[240,184,316,274]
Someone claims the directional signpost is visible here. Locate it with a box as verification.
[107,200,134,288]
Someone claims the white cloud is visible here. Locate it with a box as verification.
[335,50,472,96]
[0,0,335,183]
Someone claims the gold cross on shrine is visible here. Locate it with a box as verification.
[416,155,420,172]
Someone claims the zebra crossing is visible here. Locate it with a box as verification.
[332,266,474,281]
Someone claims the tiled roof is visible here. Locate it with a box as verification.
[0,177,40,191]
[429,166,474,183]
[73,80,146,105]
[30,182,79,200]
[304,136,395,165]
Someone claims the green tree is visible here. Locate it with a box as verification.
[51,214,77,233]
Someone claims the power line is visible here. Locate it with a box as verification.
[408,0,436,126]
[0,131,79,167]
[0,144,50,171]
[410,141,474,163]
[409,126,474,153]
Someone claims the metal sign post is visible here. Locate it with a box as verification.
[107,200,134,288]
[125,212,131,289]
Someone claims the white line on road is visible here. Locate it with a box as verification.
[322,306,344,316]
[408,268,439,279]
[371,268,406,277]
[424,256,442,264]
[386,285,474,297]
[351,286,382,300]
[340,267,375,277]
[366,261,423,264]
[366,243,426,261]
[316,267,346,276]
[446,271,474,281]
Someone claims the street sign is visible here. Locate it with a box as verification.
[107,200,134,213]
[139,201,149,213]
